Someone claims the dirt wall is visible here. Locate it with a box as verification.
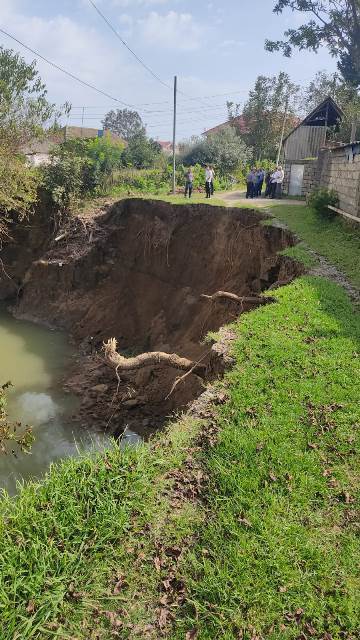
[8,199,302,437]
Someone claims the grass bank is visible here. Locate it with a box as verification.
[1,276,359,639]
[173,276,360,639]
[0,200,359,639]
[269,205,360,290]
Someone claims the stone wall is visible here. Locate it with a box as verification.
[284,143,360,219]
[283,159,318,197]
[318,145,360,219]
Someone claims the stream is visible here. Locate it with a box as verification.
[0,308,140,495]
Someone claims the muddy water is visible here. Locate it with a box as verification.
[0,309,140,495]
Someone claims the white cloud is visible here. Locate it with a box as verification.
[139,11,203,51]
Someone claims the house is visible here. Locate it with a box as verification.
[23,127,125,166]
[203,115,248,137]
[282,97,343,197]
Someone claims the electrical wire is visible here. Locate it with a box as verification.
[0,27,134,108]
[88,0,172,91]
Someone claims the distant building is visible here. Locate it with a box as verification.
[203,116,248,137]
[23,126,125,166]
[157,140,179,155]
[203,113,300,138]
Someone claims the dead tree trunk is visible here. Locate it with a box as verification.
[103,338,206,377]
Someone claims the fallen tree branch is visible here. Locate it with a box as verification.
[200,291,276,305]
[103,338,207,377]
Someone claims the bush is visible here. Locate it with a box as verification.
[176,164,234,191]
[110,168,170,195]
[0,153,40,237]
[307,188,339,218]
[41,136,125,213]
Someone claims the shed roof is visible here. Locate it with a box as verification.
[283,97,343,144]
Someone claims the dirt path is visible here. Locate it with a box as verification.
[221,189,305,207]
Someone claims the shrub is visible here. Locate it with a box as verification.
[0,153,40,238]
[110,168,170,194]
[307,188,339,218]
[41,137,125,213]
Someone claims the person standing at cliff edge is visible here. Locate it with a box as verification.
[184,167,194,198]
[205,165,214,198]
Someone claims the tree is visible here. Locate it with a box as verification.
[0,46,57,152]
[0,47,59,235]
[180,127,251,175]
[102,108,146,141]
[240,72,299,160]
[121,133,162,169]
[206,127,251,175]
[265,1,360,89]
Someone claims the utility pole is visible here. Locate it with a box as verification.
[172,75,177,195]
[276,96,289,166]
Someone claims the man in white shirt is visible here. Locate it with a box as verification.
[205,165,214,198]
[270,166,284,199]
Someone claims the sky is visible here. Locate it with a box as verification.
[0,0,337,141]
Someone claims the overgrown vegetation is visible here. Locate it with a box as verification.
[307,187,339,218]
[0,46,61,236]
[179,126,251,175]
[41,136,125,213]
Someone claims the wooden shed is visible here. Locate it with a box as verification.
[283,97,343,162]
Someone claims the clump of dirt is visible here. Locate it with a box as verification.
[9,199,302,437]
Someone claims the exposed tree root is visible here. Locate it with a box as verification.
[200,291,276,305]
[103,338,207,377]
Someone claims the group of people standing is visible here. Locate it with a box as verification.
[184,165,215,199]
[246,166,284,199]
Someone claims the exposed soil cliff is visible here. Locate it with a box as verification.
[3,199,303,437]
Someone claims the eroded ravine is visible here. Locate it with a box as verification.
[1,199,303,442]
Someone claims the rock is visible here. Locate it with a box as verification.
[91,383,109,394]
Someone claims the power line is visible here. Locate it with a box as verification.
[69,91,247,109]
[0,27,134,108]
[88,0,172,91]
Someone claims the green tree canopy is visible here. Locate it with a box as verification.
[0,46,57,152]
[265,1,360,88]
[0,47,58,234]
[180,127,251,175]
[122,133,162,169]
[102,108,146,142]
[240,72,299,161]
